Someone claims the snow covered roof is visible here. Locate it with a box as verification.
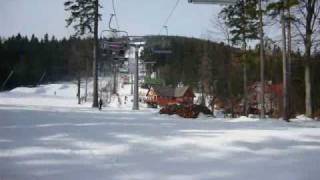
[148,86,194,98]
[174,86,192,97]
[152,86,174,97]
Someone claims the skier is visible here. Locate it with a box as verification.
[99,99,103,111]
[124,96,128,104]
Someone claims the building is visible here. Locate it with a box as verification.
[145,86,195,107]
[247,82,283,116]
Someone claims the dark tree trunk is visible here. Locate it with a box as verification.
[243,63,248,116]
[92,0,99,107]
[281,8,289,122]
[258,0,265,119]
[85,57,89,102]
[287,1,293,118]
[304,0,315,117]
[77,77,81,104]
[305,35,312,117]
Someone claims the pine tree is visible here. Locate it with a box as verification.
[267,0,299,121]
[64,0,101,107]
[220,0,259,116]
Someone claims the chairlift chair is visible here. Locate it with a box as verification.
[150,35,172,55]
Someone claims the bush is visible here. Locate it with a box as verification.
[160,104,212,118]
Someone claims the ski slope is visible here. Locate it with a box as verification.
[0,82,320,180]
[0,83,89,108]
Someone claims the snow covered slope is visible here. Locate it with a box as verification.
[1,82,320,180]
[0,83,89,108]
[1,106,320,180]
[0,76,149,110]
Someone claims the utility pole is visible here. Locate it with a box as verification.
[132,47,139,110]
[113,63,118,94]
[258,0,265,119]
[129,36,146,110]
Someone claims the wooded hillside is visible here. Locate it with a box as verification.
[0,34,319,115]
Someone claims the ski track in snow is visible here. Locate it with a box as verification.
[0,82,320,180]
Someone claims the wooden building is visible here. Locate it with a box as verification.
[247,82,283,116]
[145,86,195,107]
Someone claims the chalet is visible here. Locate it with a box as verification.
[145,86,195,107]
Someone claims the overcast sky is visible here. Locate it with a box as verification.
[0,0,226,40]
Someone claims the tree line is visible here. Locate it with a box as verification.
[0,34,92,91]
[0,33,319,117]
[60,0,320,118]
[1,0,319,119]
[214,0,320,119]
[142,34,320,118]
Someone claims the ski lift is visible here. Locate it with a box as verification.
[100,14,130,58]
[151,26,172,55]
[128,36,146,47]
[100,31,129,58]
[151,48,172,54]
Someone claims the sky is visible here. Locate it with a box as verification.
[0,0,225,41]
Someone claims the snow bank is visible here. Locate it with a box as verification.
[228,116,260,122]
[291,114,315,122]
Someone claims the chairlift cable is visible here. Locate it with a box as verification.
[112,0,120,30]
[108,14,117,33]
[158,0,181,35]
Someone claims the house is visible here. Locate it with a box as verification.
[247,81,283,116]
[145,86,195,107]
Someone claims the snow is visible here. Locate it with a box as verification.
[0,83,87,108]
[1,82,320,180]
[292,114,315,122]
[228,116,259,122]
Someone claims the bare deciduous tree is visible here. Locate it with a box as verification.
[293,0,320,117]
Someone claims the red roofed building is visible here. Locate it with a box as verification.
[145,86,195,107]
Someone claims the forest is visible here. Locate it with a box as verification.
[2,0,319,119]
[0,34,92,90]
[143,35,320,116]
[1,34,319,116]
